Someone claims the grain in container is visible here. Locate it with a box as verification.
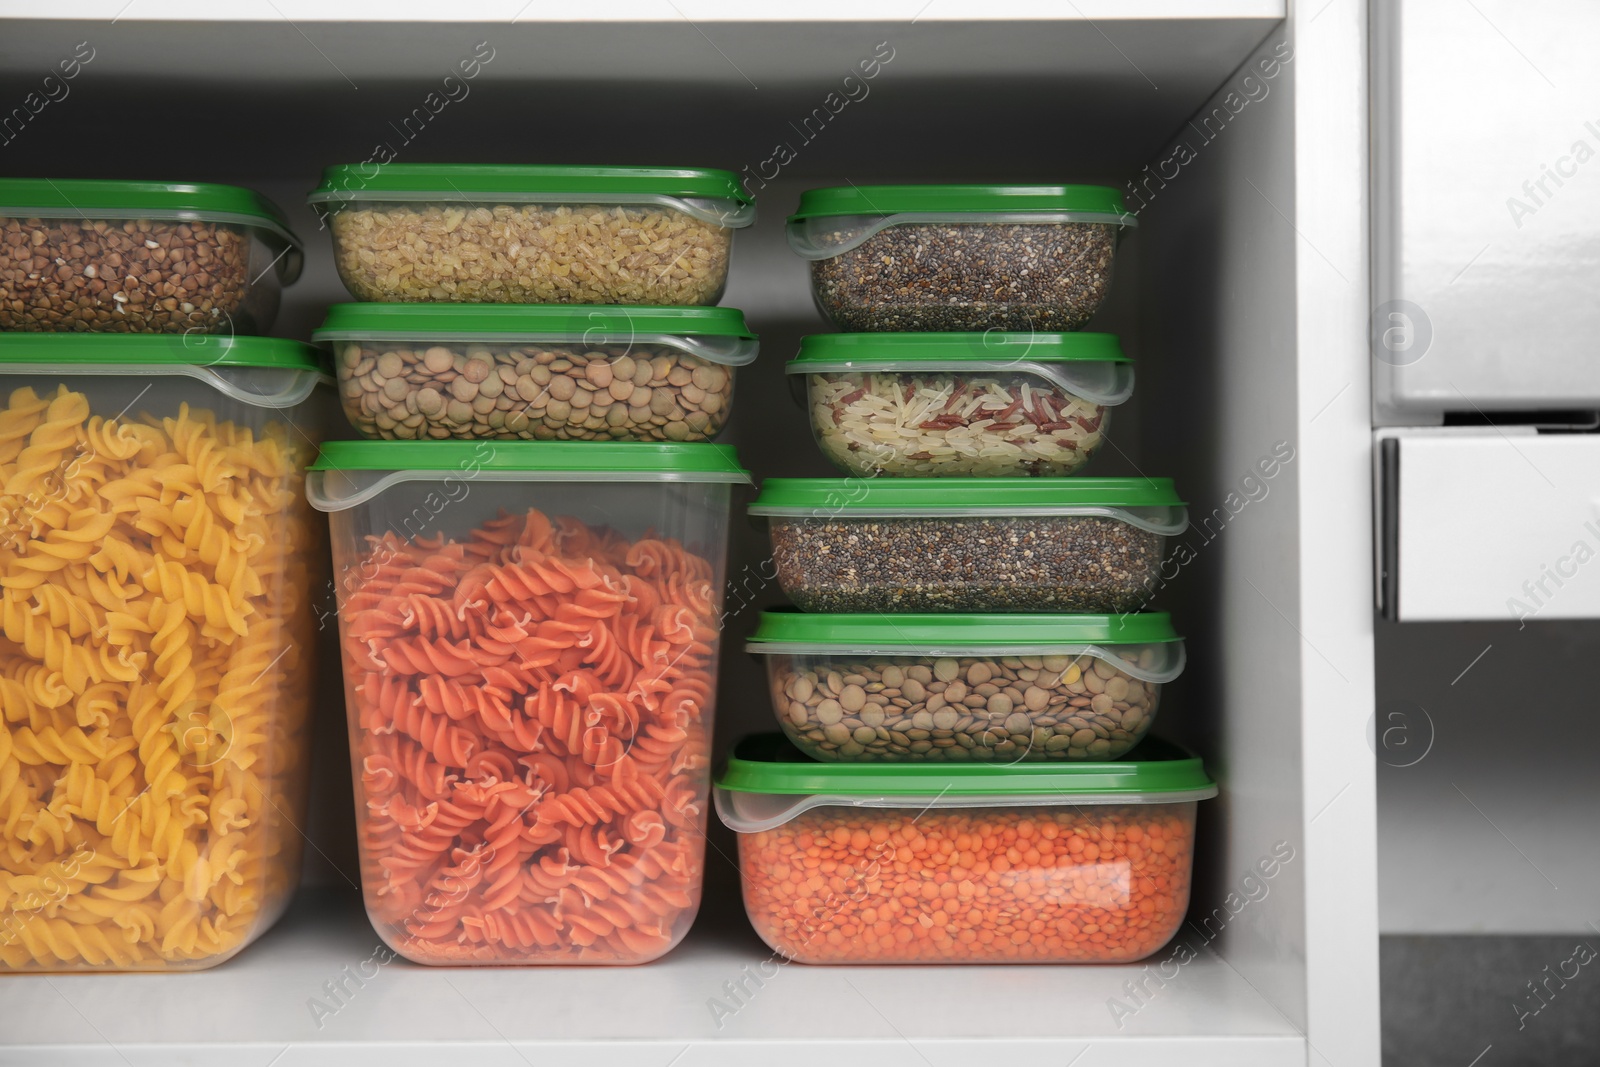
[306,441,750,964]
[788,183,1135,332]
[790,331,1133,477]
[0,178,303,334]
[0,333,328,971]
[716,733,1215,963]
[751,477,1187,613]
[309,164,756,306]
[315,303,756,442]
[748,610,1183,763]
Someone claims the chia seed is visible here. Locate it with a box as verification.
[808,222,1118,332]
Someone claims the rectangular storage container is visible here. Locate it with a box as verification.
[790,332,1132,477]
[747,611,1183,763]
[0,334,328,971]
[716,733,1215,964]
[308,164,756,306]
[788,184,1135,332]
[0,179,302,334]
[751,476,1188,613]
[306,440,750,965]
[315,303,756,442]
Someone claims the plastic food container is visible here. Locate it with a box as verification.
[751,477,1188,613]
[748,610,1183,763]
[0,334,328,971]
[790,332,1132,477]
[307,441,750,964]
[315,303,757,442]
[0,178,303,334]
[716,733,1215,963]
[309,164,756,306]
[788,184,1135,332]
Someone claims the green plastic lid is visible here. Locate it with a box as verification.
[748,609,1178,647]
[788,332,1128,368]
[0,333,320,370]
[750,476,1183,515]
[0,178,302,282]
[313,303,756,341]
[789,183,1131,221]
[717,732,1215,798]
[309,440,751,480]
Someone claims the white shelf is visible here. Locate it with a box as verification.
[1,890,1305,1067]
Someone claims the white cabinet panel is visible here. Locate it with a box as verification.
[1390,431,1600,620]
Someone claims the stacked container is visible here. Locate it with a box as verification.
[306,164,757,964]
[715,182,1209,965]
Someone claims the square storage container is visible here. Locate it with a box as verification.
[716,733,1215,964]
[0,179,303,334]
[790,332,1133,477]
[751,476,1188,613]
[315,303,757,442]
[748,610,1183,763]
[788,183,1135,332]
[309,164,756,306]
[0,334,328,971]
[306,440,750,964]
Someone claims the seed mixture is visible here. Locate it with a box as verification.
[768,515,1162,613]
[0,217,255,332]
[808,371,1106,477]
[769,654,1160,762]
[335,341,732,441]
[808,222,1117,332]
[330,203,732,305]
[737,801,1195,963]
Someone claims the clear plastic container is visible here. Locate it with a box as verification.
[751,477,1188,613]
[788,184,1136,332]
[307,440,750,965]
[309,164,756,306]
[716,733,1215,963]
[0,334,328,971]
[315,303,757,442]
[790,332,1133,477]
[747,611,1183,763]
[0,179,303,334]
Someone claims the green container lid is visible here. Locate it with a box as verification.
[313,303,756,341]
[750,476,1184,515]
[308,164,755,226]
[0,178,302,283]
[789,183,1132,221]
[748,609,1178,648]
[717,732,1215,798]
[788,332,1128,368]
[309,440,751,480]
[0,333,320,370]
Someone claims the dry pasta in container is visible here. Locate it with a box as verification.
[788,183,1135,332]
[0,178,303,334]
[314,303,757,442]
[789,331,1133,477]
[0,333,328,971]
[308,164,756,306]
[716,732,1215,964]
[750,476,1188,613]
[748,610,1183,763]
[307,440,751,964]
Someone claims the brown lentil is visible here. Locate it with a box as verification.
[768,515,1163,613]
[808,222,1118,332]
[768,654,1160,762]
[0,217,258,333]
[334,340,732,441]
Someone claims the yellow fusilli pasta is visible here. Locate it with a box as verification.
[0,383,315,970]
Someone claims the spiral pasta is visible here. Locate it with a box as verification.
[0,384,315,971]
[340,509,719,964]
